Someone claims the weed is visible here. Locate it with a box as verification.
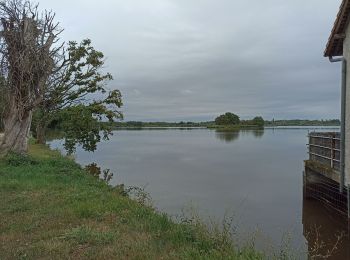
[85,162,114,184]
[125,185,152,206]
[63,226,115,245]
[4,152,38,166]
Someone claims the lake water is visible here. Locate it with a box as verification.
[49,127,350,259]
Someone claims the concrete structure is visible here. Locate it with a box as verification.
[304,0,350,218]
[305,133,348,216]
[325,0,350,186]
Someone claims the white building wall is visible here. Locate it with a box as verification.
[343,25,350,185]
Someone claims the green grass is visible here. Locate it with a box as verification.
[0,144,265,259]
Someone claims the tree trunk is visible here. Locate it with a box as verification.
[35,121,47,144]
[0,107,32,157]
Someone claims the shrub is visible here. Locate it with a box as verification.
[4,153,38,166]
[251,116,265,127]
[215,113,240,125]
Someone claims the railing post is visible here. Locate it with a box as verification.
[309,132,314,162]
[331,135,334,169]
[348,185,350,219]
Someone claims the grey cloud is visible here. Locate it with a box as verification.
[40,0,342,121]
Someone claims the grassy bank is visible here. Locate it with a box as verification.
[0,144,264,259]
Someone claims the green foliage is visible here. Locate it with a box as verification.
[113,119,341,129]
[58,105,112,154]
[264,119,340,127]
[85,162,114,184]
[215,112,240,126]
[4,153,38,166]
[32,39,123,152]
[124,186,152,206]
[63,226,115,245]
[85,163,102,178]
[251,116,265,127]
[113,121,210,128]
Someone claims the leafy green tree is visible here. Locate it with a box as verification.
[251,116,265,127]
[0,1,122,156]
[32,39,123,152]
[215,113,240,125]
[58,104,121,154]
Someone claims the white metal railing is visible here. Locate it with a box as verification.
[307,133,340,170]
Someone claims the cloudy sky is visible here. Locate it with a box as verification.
[42,0,342,121]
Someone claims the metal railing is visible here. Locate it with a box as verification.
[307,132,341,171]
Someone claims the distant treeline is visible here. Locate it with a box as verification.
[112,121,214,128]
[264,119,340,126]
[111,119,340,128]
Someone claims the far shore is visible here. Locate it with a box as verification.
[111,125,340,130]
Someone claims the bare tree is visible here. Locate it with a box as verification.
[0,0,62,156]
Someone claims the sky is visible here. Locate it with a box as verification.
[41,0,342,121]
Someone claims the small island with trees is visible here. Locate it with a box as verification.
[210,112,264,130]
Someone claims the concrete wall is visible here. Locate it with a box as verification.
[343,24,350,185]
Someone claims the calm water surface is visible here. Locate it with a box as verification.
[50,127,350,259]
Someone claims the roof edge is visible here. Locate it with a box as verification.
[324,0,350,57]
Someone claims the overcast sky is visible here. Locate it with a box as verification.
[41,0,342,121]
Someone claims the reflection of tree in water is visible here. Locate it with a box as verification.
[215,129,265,143]
[215,130,240,143]
[240,129,265,138]
[45,130,65,142]
[251,129,264,138]
[302,195,350,259]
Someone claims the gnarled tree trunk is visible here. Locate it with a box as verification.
[35,120,47,144]
[0,105,32,156]
[0,1,59,157]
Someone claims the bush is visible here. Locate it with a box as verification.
[215,113,240,125]
[85,162,114,184]
[4,153,38,167]
[251,116,265,127]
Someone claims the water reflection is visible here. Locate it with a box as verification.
[45,130,64,142]
[49,128,322,256]
[303,195,350,259]
[215,129,264,143]
[251,129,264,138]
[215,130,240,143]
